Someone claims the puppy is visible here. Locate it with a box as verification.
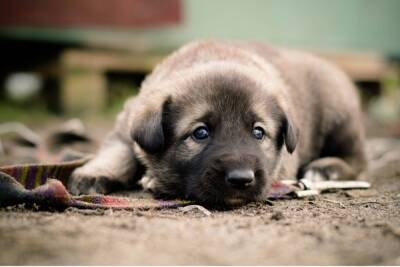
[68,40,367,205]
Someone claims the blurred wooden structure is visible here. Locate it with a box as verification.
[57,48,397,114]
[59,49,165,114]
[1,41,397,114]
[316,52,393,81]
[0,0,182,114]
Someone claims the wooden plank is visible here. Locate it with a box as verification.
[61,69,107,115]
[59,48,165,114]
[61,49,165,73]
[315,51,391,81]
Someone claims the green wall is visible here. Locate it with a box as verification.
[182,0,400,55]
[1,0,400,55]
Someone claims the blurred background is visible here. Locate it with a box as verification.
[0,0,399,163]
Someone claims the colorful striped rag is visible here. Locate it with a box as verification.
[0,158,297,211]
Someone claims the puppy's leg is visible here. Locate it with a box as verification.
[302,120,367,181]
[68,132,140,195]
[302,157,358,181]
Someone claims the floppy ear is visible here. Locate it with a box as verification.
[281,113,299,154]
[269,99,299,154]
[131,97,171,154]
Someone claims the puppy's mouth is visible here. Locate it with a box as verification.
[186,173,266,206]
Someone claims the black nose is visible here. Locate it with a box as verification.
[225,169,255,189]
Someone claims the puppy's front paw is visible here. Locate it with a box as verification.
[139,176,157,193]
[303,157,356,182]
[68,171,122,195]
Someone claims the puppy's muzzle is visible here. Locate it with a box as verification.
[210,152,260,191]
[225,168,255,189]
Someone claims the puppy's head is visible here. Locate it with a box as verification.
[131,70,298,205]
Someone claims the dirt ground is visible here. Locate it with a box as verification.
[1,119,400,265]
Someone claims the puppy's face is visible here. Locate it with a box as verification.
[132,73,298,205]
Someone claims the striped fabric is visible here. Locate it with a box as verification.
[0,158,191,210]
[0,158,86,190]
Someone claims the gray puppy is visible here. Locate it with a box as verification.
[69,40,367,205]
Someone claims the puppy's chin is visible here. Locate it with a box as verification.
[187,188,263,207]
[184,175,268,206]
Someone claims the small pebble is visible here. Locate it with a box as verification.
[270,211,284,221]
[180,205,212,216]
[105,209,114,216]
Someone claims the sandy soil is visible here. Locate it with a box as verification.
[0,120,400,265]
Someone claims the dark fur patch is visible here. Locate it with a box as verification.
[131,97,172,154]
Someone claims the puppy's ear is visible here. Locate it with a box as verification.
[273,103,299,154]
[269,99,299,153]
[131,97,171,154]
[281,113,299,154]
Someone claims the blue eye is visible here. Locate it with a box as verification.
[252,127,265,140]
[192,126,209,140]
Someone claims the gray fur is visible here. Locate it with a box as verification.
[69,40,367,205]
